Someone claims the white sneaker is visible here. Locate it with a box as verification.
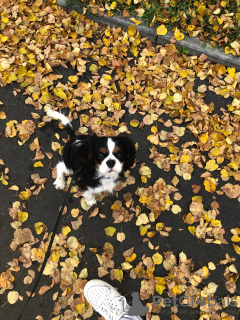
[83,279,130,320]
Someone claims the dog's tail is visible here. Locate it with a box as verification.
[46,109,75,138]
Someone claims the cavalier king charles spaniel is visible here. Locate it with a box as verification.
[46,109,136,206]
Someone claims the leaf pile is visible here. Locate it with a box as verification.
[69,0,240,56]
[1,0,240,320]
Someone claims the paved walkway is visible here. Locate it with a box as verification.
[0,2,239,320]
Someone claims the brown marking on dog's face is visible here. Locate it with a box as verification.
[99,147,108,154]
[113,147,121,154]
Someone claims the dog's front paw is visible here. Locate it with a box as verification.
[54,178,65,190]
[84,197,97,206]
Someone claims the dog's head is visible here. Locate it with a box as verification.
[79,136,136,178]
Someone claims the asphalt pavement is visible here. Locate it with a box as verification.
[0,15,240,320]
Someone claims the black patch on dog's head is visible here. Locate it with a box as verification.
[89,136,109,167]
[111,136,136,170]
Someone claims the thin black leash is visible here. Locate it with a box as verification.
[17,173,77,320]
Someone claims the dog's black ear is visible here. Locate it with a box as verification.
[77,136,94,168]
[122,137,136,170]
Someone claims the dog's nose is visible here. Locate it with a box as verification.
[106,159,115,169]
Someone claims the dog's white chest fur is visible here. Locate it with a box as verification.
[99,177,118,193]
[82,177,119,206]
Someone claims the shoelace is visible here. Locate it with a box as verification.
[100,295,129,320]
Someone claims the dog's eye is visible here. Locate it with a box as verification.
[116,151,123,159]
[97,152,104,160]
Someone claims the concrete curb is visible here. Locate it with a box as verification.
[57,0,240,70]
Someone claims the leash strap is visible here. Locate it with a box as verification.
[17,174,77,320]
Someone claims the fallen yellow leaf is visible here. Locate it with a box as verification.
[157,25,167,36]
[105,226,116,237]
